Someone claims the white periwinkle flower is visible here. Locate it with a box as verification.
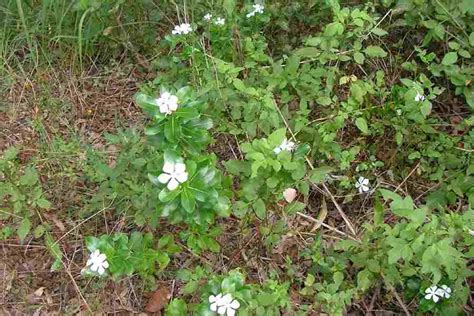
[172,23,193,35]
[469,229,474,236]
[424,285,444,303]
[209,293,240,316]
[209,293,223,312]
[155,91,178,115]
[86,250,109,275]
[415,92,425,102]
[439,285,452,298]
[214,17,226,26]
[246,3,264,18]
[355,177,370,194]
[204,13,213,21]
[158,161,188,191]
[274,138,295,154]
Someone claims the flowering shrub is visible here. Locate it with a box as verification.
[84,232,179,282]
[73,0,474,314]
[136,87,213,154]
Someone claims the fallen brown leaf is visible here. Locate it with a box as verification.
[145,286,171,313]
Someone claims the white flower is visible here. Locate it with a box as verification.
[172,23,192,35]
[414,92,425,102]
[209,293,240,316]
[396,109,402,116]
[246,3,264,18]
[439,285,452,298]
[155,91,178,115]
[204,13,213,21]
[424,285,444,303]
[253,4,264,14]
[86,250,109,275]
[468,229,474,236]
[274,138,295,154]
[158,161,188,191]
[355,177,370,194]
[214,17,225,26]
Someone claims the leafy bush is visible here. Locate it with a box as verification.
[5,0,474,314]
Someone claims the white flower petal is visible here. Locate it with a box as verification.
[162,162,175,174]
[274,147,282,154]
[90,262,99,272]
[159,103,169,114]
[210,302,218,312]
[175,171,188,183]
[174,162,186,173]
[168,101,178,112]
[158,173,171,184]
[432,294,440,303]
[227,308,236,316]
[217,305,227,315]
[167,178,180,191]
[424,293,433,300]
[102,261,109,268]
[97,253,107,262]
[362,178,369,186]
[229,299,240,309]
[97,265,105,275]
[220,294,233,305]
[209,295,217,303]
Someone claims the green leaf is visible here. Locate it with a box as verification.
[316,96,332,106]
[333,271,344,288]
[420,101,432,117]
[268,128,287,147]
[223,0,235,15]
[309,166,333,184]
[355,117,369,134]
[165,299,187,316]
[357,269,373,291]
[257,292,276,306]
[20,167,39,186]
[176,107,199,120]
[294,47,320,58]
[373,198,384,226]
[441,52,458,65]
[45,233,63,271]
[181,188,196,213]
[3,147,19,160]
[37,198,51,209]
[233,79,258,96]
[164,117,181,142]
[324,22,344,37]
[18,217,31,243]
[353,52,365,64]
[363,45,387,58]
[34,225,45,238]
[253,199,266,219]
[371,27,388,36]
